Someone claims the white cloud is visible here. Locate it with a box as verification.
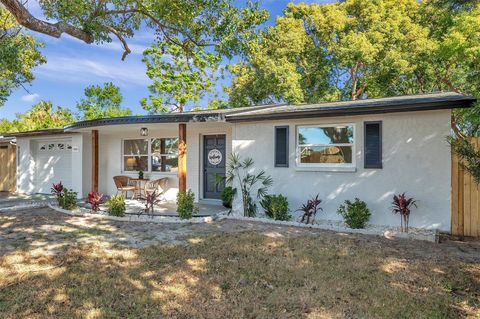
[35,56,149,87]
[21,93,40,102]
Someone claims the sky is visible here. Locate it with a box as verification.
[0,0,333,120]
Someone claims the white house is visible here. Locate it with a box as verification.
[4,92,476,232]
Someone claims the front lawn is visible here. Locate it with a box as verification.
[1,231,479,318]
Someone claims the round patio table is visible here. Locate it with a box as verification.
[130,178,150,200]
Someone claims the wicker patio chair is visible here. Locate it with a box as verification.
[113,175,135,199]
[144,177,169,199]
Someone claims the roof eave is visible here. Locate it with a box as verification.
[226,99,475,122]
[64,113,227,131]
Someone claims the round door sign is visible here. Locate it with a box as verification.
[208,149,222,165]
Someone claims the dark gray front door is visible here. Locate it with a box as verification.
[203,135,226,199]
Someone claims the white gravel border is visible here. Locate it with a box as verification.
[221,215,439,243]
[47,204,218,224]
[45,203,438,242]
[0,202,50,212]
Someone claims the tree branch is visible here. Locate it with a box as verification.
[105,26,131,60]
[1,0,94,43]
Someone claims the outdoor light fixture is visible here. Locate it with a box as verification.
[140,127,148,136]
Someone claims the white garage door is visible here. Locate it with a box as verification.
[34,139,72,193]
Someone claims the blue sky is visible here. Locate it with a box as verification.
[0,0,333,120]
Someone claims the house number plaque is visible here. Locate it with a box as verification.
[208,149,222,165]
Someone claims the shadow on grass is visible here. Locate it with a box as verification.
[1,231,479,318]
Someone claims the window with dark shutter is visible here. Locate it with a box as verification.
[275,126,289,167]
[364,121,382,169]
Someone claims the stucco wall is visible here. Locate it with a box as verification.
[231,110,452,231]
[82,132,92,197]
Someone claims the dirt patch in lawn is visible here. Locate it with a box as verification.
[1,229,480,318]
[1,208,480,318]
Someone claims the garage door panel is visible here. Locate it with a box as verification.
[34,140,72,193]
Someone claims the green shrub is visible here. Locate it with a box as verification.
[337,198,371,229]
[106,195,126,217]
[177,190,198,219]
[220,186,235,208]
[58,188,78,210]
[260,194,290,221]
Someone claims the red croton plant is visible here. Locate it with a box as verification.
[391,193,417,232]
[51,182,64,199]
[297,194,322,224]
[88,191,104,213]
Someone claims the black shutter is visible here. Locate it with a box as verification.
[364,121,382,169]
[275,126,289,167]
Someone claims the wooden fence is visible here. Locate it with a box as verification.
[452,138,480,237]
[0,143,16,192]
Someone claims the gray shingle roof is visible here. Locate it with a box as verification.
[3,92,476,135]
[225,92,476,122]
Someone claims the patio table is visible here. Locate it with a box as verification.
[130,178,150,200]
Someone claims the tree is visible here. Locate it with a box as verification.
[76,82,131,120]
[227,0,432,107]
[0,0,268,60]
[141,40,222,113]
[0,100,75,133]
[0,7,45,107]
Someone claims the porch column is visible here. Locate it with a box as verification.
[92,130,99,192]
[178,123,187,193]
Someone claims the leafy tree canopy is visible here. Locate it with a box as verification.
[227,0,434,107]
[0,7,45,107]
[76,82,132,120]
[0,100,75,133]
[141,41,222,113]
[1,0,268,60]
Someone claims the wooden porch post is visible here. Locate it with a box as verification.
[178,124,187,193]
[92,130,99,192]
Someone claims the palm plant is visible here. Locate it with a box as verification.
[225,153,273,217]
[391,193,417,232]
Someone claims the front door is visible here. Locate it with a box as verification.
[203,135,226,199]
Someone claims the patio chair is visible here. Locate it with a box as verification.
[113,175,135,199]
[144,177,169,200]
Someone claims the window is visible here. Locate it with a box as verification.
[122,138,178,173]
[151,138,179,172]
[123,139,148,171]
[275,126,289,167]
[364,121,382,168]
[297,124,354,167]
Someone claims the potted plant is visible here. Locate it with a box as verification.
[220,186,235,208]
[391,193,417,232]
[138,170,144,179]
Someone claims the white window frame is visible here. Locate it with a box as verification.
[296,123,356,170]
[121,138,178,174]
[150,137,179,174]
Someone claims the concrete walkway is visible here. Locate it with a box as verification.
[0,192,55,209]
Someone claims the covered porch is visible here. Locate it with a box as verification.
[65,115,232,211]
